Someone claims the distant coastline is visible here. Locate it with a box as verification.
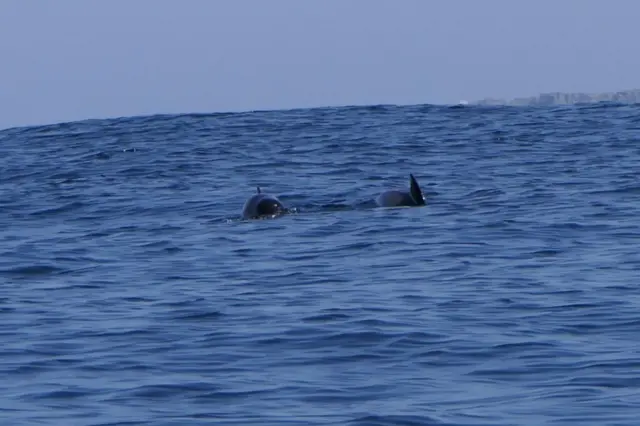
[472,88,640,106]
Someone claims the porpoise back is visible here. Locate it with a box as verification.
[241,187,286,219]
[375,173,425,207]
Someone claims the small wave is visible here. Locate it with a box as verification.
[349,415,444,426]
[171,310,224,322]
[1,264,64,277]
[29,201,85,217]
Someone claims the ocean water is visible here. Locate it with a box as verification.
[1,102,640,425]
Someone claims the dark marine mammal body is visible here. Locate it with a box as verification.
[241,187,286,219]
[375,174,426,207]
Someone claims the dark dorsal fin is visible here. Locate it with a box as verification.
[409,173,425,206]
[256,186,261,194]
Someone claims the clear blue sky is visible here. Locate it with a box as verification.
[1,0,638,129]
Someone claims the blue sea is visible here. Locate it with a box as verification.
[1,102,640,425]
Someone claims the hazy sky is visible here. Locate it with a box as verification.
[1,0,638,129]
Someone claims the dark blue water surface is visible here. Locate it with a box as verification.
[2,102,640,425]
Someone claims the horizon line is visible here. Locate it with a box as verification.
[3,87,639,132]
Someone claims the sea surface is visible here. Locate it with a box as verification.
[1,102,640,426]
